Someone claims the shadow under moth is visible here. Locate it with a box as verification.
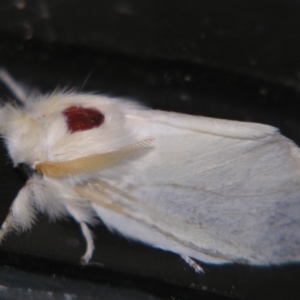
[0,69,299,273]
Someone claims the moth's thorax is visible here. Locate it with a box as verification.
[1,93,150,168]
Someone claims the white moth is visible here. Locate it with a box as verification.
[0,69,299,273]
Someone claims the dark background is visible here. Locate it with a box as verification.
[0,0,299,299]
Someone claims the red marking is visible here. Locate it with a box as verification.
[63,106,105,133]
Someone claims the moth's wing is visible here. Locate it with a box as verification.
[81,111,300,265]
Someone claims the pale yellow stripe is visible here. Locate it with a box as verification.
[36,139,154,178]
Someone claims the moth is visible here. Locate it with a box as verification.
[0,69,299,273]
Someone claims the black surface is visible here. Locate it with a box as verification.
[0,0,300,86]
[0,1,299,300]
[0,264,164,300]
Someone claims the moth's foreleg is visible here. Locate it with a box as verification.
[0,183,36,241]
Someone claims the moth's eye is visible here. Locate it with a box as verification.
[63,106,105,133]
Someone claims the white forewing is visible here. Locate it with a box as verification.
[77,109,300,265]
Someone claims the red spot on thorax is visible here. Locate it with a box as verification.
[63,106,105,133]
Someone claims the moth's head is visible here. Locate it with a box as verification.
[0,103,42,166]
[0,92,143,169]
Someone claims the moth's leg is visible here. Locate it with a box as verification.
[0,183,36,241]
[63,202,95,264]
[79,221,94,264]
[181,255,204,274]
[0,210,13,240]
[0,69,29,104]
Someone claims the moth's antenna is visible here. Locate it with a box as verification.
[0,69,28,104]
